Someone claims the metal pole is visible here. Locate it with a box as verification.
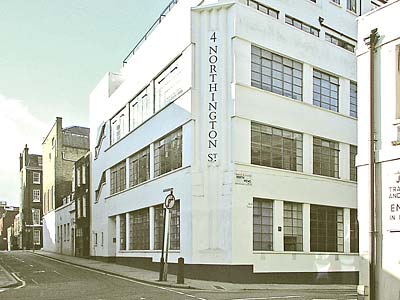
[163,209,171,281]
[365,28,379,300]
[159,206,167,281]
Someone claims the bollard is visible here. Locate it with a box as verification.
[159,257,164,281]
[177,257,184,284]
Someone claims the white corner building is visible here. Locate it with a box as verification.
[90,0,371,283]
[357,0,400,298]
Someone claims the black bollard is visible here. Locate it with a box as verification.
[159,257,164,281]
[177,257,184,284]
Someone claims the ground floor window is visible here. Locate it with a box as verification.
[129,208,149,250]
[33,229,41,245]
[120,214,126,250]
[154,201,180,250]
[350,209,359,253]
[284,202,303,251]
[310,205,344,252]
[253,198,273,251]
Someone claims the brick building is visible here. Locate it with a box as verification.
[42,117,89,252]
[0,204,19,250]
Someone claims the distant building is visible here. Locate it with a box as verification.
[89,0,378,284]
[13,213,21,249]
[42,117,89,252]
[19,144,43,250]
[357,1,400,299]
[0,204,19,250]
[74,152,91,257]
[55,194,75,255]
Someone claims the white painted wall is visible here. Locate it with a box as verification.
[42,211,56,252]
[357,1,400,298]
[54,201,75,256]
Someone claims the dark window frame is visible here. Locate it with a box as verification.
[313,69,340,112]
[253,198,273,251]
[154,128,182,177]
[284,202,303,251]
[313,137,339,178]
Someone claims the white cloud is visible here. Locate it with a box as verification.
[0,94,49,207]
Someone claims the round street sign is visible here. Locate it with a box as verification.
[164,194,175,209]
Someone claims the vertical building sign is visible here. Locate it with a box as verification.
[207,31,219,163]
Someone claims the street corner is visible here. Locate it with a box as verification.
[0,263,19,289]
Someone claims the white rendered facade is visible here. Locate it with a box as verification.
[90,0,369,283]
[357,1,400,298]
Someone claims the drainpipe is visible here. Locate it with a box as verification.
[364,28,379,300]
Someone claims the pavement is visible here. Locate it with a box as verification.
[1,250,358,293]
[0,254,18,288]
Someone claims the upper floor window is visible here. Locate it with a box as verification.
[347,0,357,13]
[82,165,86,185]
[33,172,40,184]
[350,81,357,118]
[130,86,153,131]
[285,15,319,37]
[350,145,357,181]
[313,70,339,112]
[310,205,344,252]
[331,0,340,4]
[111,108,128,145]
[155,55,191,113]
[251,46,303,101]
[95,172,106,203]
[325,33,355,53]
[129,147,150,187]
[154,128,182,177]
[33,189,41,202]
[32,208,41,225]
[313,137,339,178]
[247,0,279,19]
[110,160,126,195]
[77,167,81,187]
[82,195,87,218]
[251,122,303,172]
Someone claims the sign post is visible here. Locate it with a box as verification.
[159,188,175,281]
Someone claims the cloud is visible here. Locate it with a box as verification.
[0,94,49,207]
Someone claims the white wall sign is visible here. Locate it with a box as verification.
[207,31,219,163]
[385,171,400,232]
[235,172,252,186]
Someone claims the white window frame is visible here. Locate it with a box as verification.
[33,189,41,202]
[33,172,40,184]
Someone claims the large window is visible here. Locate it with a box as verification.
[347,0,357,13]
[154,128,182,177]
[310,205,344,252]
[325,33,355,53]
[130,86,153,130]
[284,202,303,251]
[313,70,339,112]
[350,145,357,181]
[253,198,273,251]
[129,208,149,250]
[154,201,180,250]
[110,160,126,195]
[251,46,303,101]
[350,209,359,253]
[33,189,41,202]
[129,147,150,187]
[120,214,126,250]
[247,0,279,19]
[33,172,40,184]
[350,81,357,118]
[111,108,128,145]
[251,122,303,172]
[285,15,319,37]
[313,137,339,178]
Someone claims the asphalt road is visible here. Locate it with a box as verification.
[0,252,359,300]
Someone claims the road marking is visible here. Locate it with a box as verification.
[0,289,4,293]
[31,279,39,285]
[29,265,34,267]
[33,270,45,273]
[36,254,209,300]
[231,298,267,300]
[270,297,301,299]
[11,272,26,290]
[54,270,62,275]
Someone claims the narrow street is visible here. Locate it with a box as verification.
[0,252,359,300]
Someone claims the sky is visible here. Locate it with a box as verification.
[0,0,171,207]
